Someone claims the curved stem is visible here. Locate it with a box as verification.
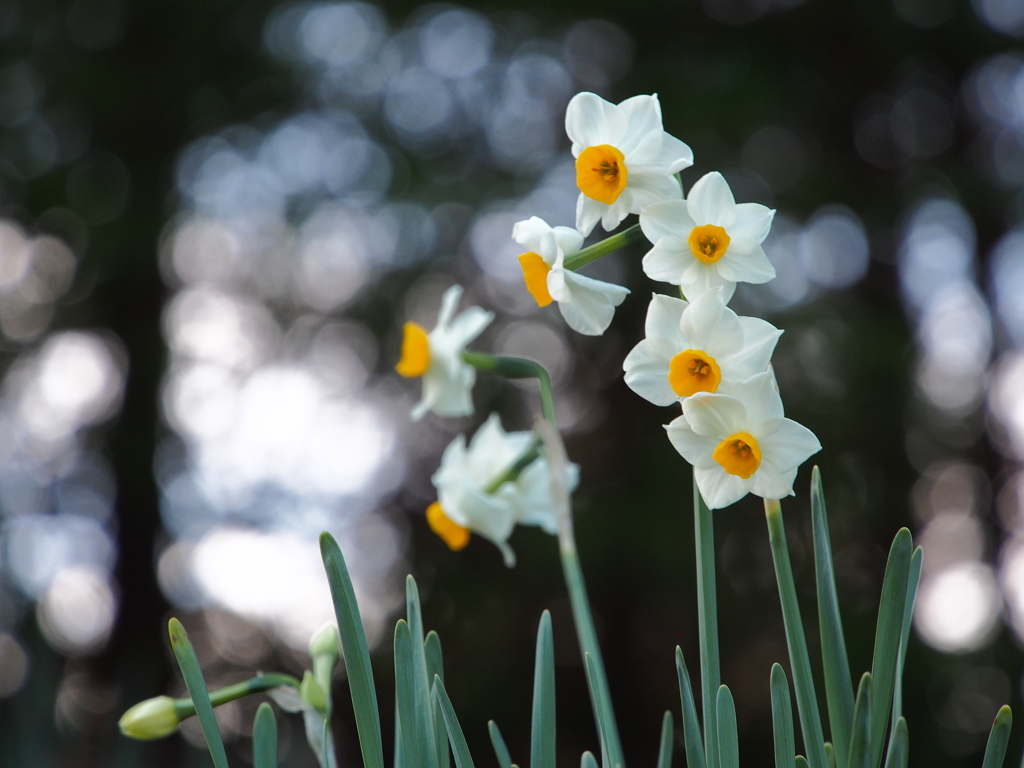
[172,673,302,721]
[462,353,556,425]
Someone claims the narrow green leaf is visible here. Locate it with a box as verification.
[531,611,556,768]
[582,752,600,768]
[395,704,406,768]
[320,533,385,768]
[656,711,674,768]
[824,744,836,768]
[982,706,1012,768]
[882,718,907,768]
[771,663,795,768]
[891,549,922,729]
[168,618,230,768]
[253,703,277,768]
[796,757,809,768]
[716,685,739,768]
[811,467,854,768]
[847,673,871,768]
[426,631,450,768]
[695,481,721,768]
[764,501,829,768]
[489,721,513,768]
[432,676,475,768]
[868,530,912,768]
[675,647,707,768]
[395,620,439,768]
[584,653,613,768]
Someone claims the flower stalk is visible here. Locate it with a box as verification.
[563,223,646,272]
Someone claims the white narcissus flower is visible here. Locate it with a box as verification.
[395,285,493,420]
[566,92,693,236]
[427,413,579,566]
[623,289,781,406]
[666,371,821,510]
[513,216,630,336]
[641,171,776,301]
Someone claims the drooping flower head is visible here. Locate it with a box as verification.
[641,171,776,301]
[566,92,693,236]
[427,413,579,566]
[396,285,493,420]
[623,289,781,406]
[665,371,821,509]
[513,216,630,336]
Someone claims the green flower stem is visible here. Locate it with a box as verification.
[484,445,541,494]
[694,474,720,768]
[172,673,302,722]
[563,224,646,272]
[462,353,556,425]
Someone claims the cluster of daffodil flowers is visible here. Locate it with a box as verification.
[396,91,822,568]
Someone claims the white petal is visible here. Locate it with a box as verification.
[731,204,775,243]
[683,392,747,438]
[616,94,663,153]
[641,239,690,284]
[741,370,786,424]
[576,194,603,237]
[552,226,585,257]
[512,217,558,264]
[640,200,693,242]
[687,172,737,228]
[717,239,776,284]
[599,197,631,231]
[678,262,736,302]
[665,415,719,466]
[550,269,628,336]
[626,171,684,209]
[436,284,464,327]
[680,289,743,353]
[758,419,821,473]
[623,338,680,406]
[727,317,782,375]
[566,92,625,149]
[447,306,494,348]
[644,293,688,342]
[750,466,799,500]
[695,465,751,509]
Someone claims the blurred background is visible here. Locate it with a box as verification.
[0,0,1022,765]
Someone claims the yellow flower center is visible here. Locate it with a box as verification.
[518,252,554,307]
[688,224,731,264]
[395,322,430,378]
[576,144,628,204]
[426,501,470,551]
[712,432,762,479]
[668,349,722,397]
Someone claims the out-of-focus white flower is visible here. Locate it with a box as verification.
[623,290,781,406]
[566,92,693,236]
[641,171,776,301]
[396,285,493,420]
[665,371,820,509]
[513,216,630,336]
[427,413,579,566]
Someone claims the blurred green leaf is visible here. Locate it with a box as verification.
[882,718,907,768]
[426,632,450,768]
[695,480,721,768]
[656,711,674,768]
[981,706,1012,768]
[320,533,385,768]
[168,618,229,768]
[531,611,556,768]
[891,548,922,730]
[676,647,707,768]
[395,619,440,768]
[582,752,600,768]
[253,703,277,768]
[811,467,854,768]
[771,663,795,768]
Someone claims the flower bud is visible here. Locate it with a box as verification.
[300,670,327,715]
[309,624,340,663]
[118,695,181,740]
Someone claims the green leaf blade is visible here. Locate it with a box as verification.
[168,618,230,768]
[676,647,707,768]
[847,673,872,768]
[531,611,556,768]
[868,530,912,768]
[433,675,476,768]
[982,705,1012,768]
[811,467,854,768]
[771,663,796,768]
[716,685,739,768]
[489,721,513,768]
[426,631,450,768]
[695,482,721,768]
[882,717,907,768]
[253,702,278,768]
[320,533,385,768]
[395,620,439,768]
[656,711,674,768]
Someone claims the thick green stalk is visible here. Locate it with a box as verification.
[563,224,646,271]
[694,477,720,768]
[172,673,301,722]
